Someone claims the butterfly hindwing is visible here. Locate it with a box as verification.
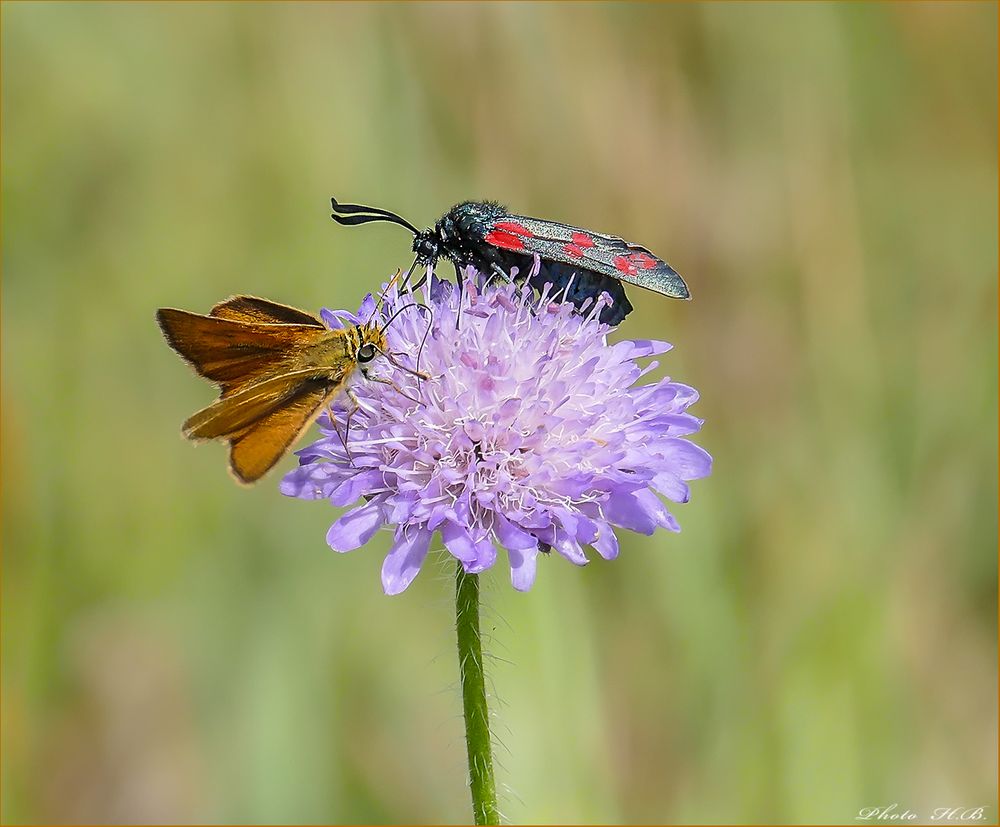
[227,381,338,484]
[181,368,338,440]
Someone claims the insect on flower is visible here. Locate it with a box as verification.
[283,274,712,595]
[156,294,428,483]
[329,196,690,325]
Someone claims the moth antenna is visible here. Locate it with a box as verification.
[330,212,420,233]
[330,196,419,235]
[330,196,408,219]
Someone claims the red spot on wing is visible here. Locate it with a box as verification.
[485,229,526,251]
[493,221,534,238]
[571,232,595,248]
[563,243,584,258]
[633,252,658,270]
[613,255,638,276]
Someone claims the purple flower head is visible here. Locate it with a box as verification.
[281,269,712,594]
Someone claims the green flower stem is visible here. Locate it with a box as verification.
[455,564,500,826]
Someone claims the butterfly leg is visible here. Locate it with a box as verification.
[368,374,422,406]
[332,389,362,465]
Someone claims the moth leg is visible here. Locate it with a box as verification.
[455,272,465,330]
[399,255,422,294]
[487,262,514,287]
[408,265,429,292]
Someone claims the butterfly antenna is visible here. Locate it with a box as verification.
[379,301,428,336]
[414,308,433,376]
[330,196,419,235]
[378,302,434,378]
[368,269,403,321]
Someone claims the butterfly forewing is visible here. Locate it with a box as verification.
[210,296,326,326]
[157,308,331,395]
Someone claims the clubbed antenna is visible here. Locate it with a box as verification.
[330,196,420,235]
[379,301,434,378]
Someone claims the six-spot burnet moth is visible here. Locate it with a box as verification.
[329,198,690,326]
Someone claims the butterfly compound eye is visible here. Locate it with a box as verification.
[357,343,377,363]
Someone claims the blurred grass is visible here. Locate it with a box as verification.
[1,2,996,823]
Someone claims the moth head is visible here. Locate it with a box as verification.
[411,230,440,264]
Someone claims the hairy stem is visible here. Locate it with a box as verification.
[456,564,500,825]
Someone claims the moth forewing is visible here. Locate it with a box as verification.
[329,196,692,324]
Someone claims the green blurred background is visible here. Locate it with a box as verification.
[2,2,996,823]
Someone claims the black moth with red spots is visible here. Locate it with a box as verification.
[330,198,689,326]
